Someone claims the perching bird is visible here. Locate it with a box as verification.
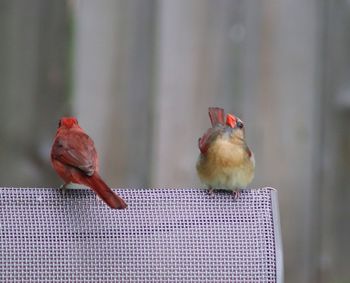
[51,117,127,209]
[196,107,255,199]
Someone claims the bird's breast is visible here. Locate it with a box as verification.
[196,138,254,189]
[208,139,246,167]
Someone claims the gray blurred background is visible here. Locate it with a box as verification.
[0,0,349,282]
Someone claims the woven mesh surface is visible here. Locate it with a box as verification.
[0,187,279,283]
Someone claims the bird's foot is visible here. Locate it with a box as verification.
[207,187,214,197]
[232,190,240,201]
[59,184,68,196]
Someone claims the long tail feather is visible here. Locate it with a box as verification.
[208,107,225,126]
[86,173,127,209]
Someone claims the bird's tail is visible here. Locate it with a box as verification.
[86,173,127,209]
[208,107,225,126]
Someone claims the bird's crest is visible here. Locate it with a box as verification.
[208,107,225,126]
[58,117,79,129]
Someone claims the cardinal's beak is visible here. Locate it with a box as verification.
[226,114,237,128]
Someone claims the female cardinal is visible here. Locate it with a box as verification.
[196,107,255,199]
[51,117,127,209]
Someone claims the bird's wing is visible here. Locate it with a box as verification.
[245,145,252,158]
[198,125,225,154]
[51,131,97,176]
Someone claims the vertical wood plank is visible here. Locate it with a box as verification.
[152,0,245,187]
[242,0,322,282]
[318,1,350,282]
[73,0,155,187]
[0,0,71,186]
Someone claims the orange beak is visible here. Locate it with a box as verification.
[226,114,237,128]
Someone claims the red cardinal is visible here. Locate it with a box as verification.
[196,107,255,199]
[51,117,127,209]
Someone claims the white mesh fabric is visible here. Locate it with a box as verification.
[0,187,281,282]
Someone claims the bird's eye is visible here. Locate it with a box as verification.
[58,120,62,127]
[237,121,244,129]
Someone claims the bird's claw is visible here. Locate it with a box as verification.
[60,184,68,196]
[207,187,214,197]
[232,190,240,201]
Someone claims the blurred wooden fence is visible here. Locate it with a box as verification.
[0,0,70,186]
[1,0,350,282]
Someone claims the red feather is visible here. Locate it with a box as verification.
[198,127,223,154]
[51,117,127,209]
[208,107,225,126]
[246,147,252,158]
[198,107,226,154]
[82,173,127,209]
